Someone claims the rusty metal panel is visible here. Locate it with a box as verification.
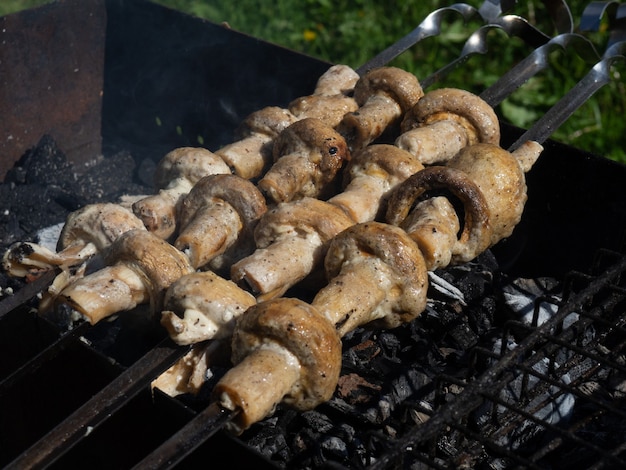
[0,0,106,180]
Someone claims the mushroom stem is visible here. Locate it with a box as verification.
[213,298,342,435]
[230,197,354,300]
[58,264,149,324]
[337,66,424,152]
[132,147,231,240]
[257,118,350,204]
[395,88,500,165]
[57,229,194,324]
[215,346,301,434]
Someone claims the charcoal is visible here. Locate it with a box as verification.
[1,135,150,248]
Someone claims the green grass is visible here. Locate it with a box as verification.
[3,0,625,162]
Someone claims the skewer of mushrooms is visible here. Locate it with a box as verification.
[213,221,429,434]
[130,65,359,239]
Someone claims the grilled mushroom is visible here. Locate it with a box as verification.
[386,166,493,269]
[288,64,360,127]
[230,197,355,300]
[215,106,299,180]
[217,64,359,179]
[213,297,342,435]
[337,66,423,152]
[174,174,267,273]
[160,270,257,345]
[314,221,429,335]
[446,141,542,246]
[213,221,427,434]
[328,144,424,223]
[132,147,231,240]
[2,202,145,279]
[395,88,500,165]
[57,229,193,324]
[257,118,350,204]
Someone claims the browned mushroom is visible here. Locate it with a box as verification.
[313,221,429,335]
[132,147,231,240]
[386,166,493,269]
[256,118,350,204]
[445,141,542,246]
[385,141,543,268]
[212,297,343,435]
[217,64,359,179]
[336,66,423,152]
[2,202,146,279]
[288,64,360,127]
[328,144,424,223]
[215,106,299,180]
[57,229,193,324]
[395,88,500,165]
[160,270,257,345]
[230,197,355,301]
[173,174,267,274]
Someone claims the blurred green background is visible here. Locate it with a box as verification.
[2,0,625,161]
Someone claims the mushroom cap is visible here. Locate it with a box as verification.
[57,203,146,252]
[231,297,342,411]
[446,143,528,245]
[341,143,425,188]
[103,229,193,312]
[234,106,299,140]
[401,88,500,146]
[153,147,230,189]
[385,166,493,265]
[324,221,428,329]
[312,64,360,96]
[353,66,424,112]
[177,174,267,233]
[259,118,350,203]
[253,197,355,249]
[161,271,256,345]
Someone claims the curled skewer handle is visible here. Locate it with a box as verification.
[479,32,601,107]
[580,2,626,46]
[356,3,481,75]
[508,40,626,152]
[421,15,553,90]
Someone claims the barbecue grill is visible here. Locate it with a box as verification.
[1,0,626,468]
